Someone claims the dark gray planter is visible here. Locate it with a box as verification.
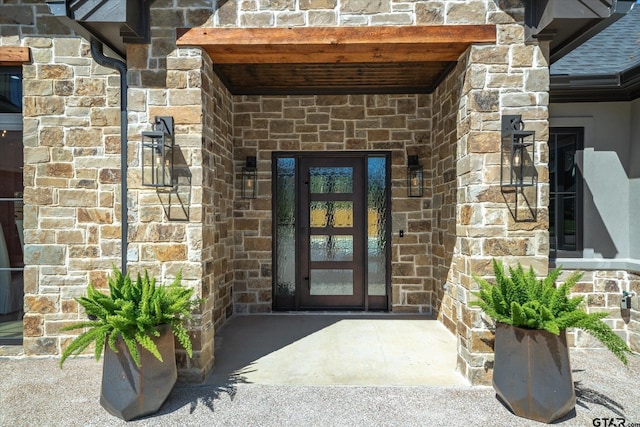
[100,324,177,421]
[493,322,575,424]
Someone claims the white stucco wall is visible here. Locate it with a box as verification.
[549,102,635,266]
[629,98,640,259]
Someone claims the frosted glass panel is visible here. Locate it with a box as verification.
[275,158,295,296]
[310,235,353,261]
[309,167,353,193]
[310,270,353,295]
[310,201,353,228]
[367,157,387,296]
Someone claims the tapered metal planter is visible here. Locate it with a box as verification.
[100,325,177,421]
[493,322,575,424]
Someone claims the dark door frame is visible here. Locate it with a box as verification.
[272,151,392,312]
[298,155,366,309]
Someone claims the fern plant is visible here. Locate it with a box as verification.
[60,268,198,368]
[471,259,632,365]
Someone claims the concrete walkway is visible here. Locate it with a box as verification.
[205,314,467,386]
[1,314,639,426]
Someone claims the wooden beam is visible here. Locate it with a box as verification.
[178,25,497,46]
[0,47,30,66]
[177,25,496,64]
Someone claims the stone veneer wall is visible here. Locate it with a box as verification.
[565,270,640,354]
[2,7,124,356]
[232,94,434,313]
[214,0,517,27]
[126,39,234,380]
[432,60,465,331]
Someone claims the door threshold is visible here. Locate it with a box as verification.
[244,311,436,318]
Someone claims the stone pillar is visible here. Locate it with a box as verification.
[124,3,232,381]
[126,37,235,380]
[446,20,550,384]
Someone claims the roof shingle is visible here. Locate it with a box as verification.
[551,4,640,76]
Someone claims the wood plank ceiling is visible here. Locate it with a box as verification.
[176,25,496,95]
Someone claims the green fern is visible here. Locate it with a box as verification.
[60,267,200,368]
[471,259,632,365]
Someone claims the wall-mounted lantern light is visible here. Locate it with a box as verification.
[501,115,538,222]
[242,156,257,199]
[142,116,174,188]
[501,115,536,189]
[407,155,423,197]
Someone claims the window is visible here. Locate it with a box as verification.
[0,67,23,345]
[549,127,583,258]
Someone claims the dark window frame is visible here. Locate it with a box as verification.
[549,127,584,259]
[0,66,23,346]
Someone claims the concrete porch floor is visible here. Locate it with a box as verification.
[203,314,468,386]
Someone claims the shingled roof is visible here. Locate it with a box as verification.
[550,4,640,102]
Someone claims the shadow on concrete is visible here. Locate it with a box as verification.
[198,313,464,387]
[206,314,342,383]
[574,379,626,417]
[145,374,242,419]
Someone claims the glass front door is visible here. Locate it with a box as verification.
[273,152,390,311]
[299,157,365,309]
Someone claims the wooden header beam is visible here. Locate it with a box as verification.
[177,25,496,64]
[0,47,30,66]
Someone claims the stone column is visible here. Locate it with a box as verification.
[126,34,236,380]
[446,20,550,385]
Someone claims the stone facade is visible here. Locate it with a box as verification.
[214,0,518,27]
[564,270,640,354]
[16,29,124,358]
[4,0,636,386]
[0,0,234,381]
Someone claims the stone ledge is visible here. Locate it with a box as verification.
[553,258,640,273]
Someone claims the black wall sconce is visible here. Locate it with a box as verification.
[142,116,174,188]
[501,115,537,221]
[242,156,257,199]
[501,115,536,189]
[407,155,423,197]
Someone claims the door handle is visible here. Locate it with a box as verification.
[304,276,309,290]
